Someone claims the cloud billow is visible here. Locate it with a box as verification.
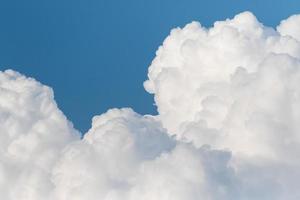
[1,12,300,200]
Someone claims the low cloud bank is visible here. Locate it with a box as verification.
[1,12,300,199]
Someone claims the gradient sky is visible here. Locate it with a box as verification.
[0,0,300,132]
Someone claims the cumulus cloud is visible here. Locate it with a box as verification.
[144,11,300,158]
[0,70,79,199]
[1,11,300,200]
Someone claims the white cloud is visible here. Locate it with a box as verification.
[277,14,300,41]
[144,11,300,159]
[2,11,300,200]
[51,108,176,200]
[0,70,79,200]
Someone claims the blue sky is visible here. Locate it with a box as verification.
[0,0,299,132]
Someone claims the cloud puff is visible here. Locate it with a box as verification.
[0,70,79,200]
[2,11,300,200]
[144,11,300,159]
[51,108,176,200]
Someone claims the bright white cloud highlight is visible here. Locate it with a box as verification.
[144,11,300,159]
[0,70,79,200]
[1,11,300,200]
